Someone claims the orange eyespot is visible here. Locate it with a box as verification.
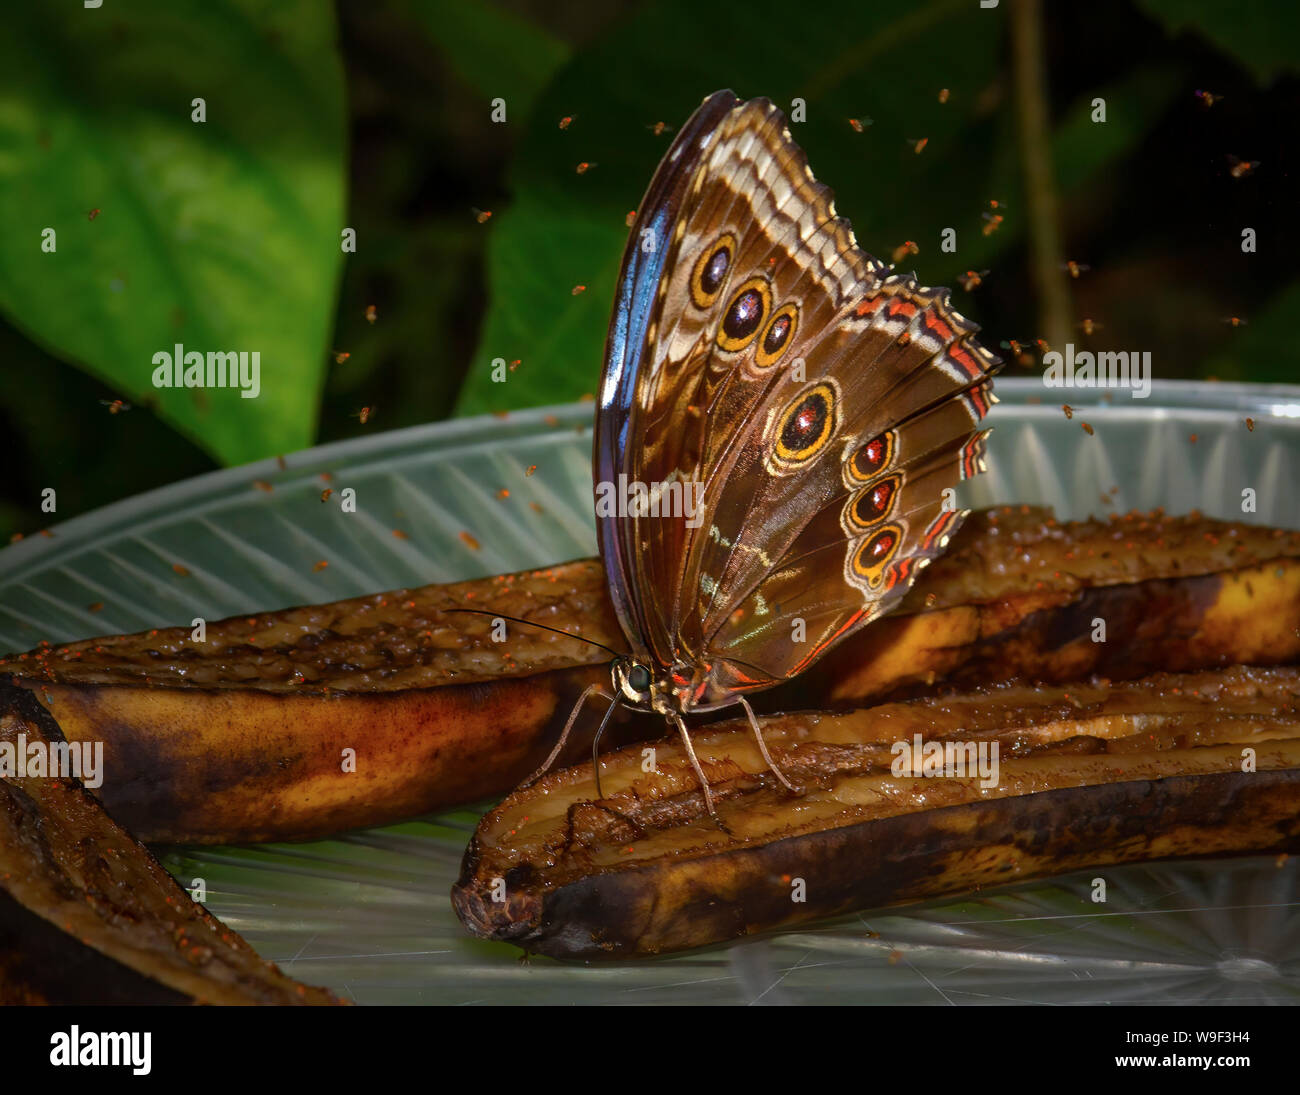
[847,432,896,484]
[755,302,799,368]
[770,382,839,473]
[716,276,771,352]
[844,475,901,533]
[850,524,903,588]
[690,233,737,309]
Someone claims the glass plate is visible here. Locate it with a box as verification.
[2,379,1298,1005]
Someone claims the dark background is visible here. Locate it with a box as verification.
[1,0,1296,544]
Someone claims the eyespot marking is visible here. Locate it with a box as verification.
[717,276,771,351]
[847,431,896,484]
[769,381,839,473]
[755,302,799,368]
[690,233,737,310]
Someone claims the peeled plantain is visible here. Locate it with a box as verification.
[452,665,1300,959]
[6,508,1299,842]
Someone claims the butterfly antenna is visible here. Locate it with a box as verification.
[738,695,801,793]
[670,712,716,819]
[590,693,621,799]
[444,608,622,658]
[521,682,611,788]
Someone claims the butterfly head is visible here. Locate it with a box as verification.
[612,654,745,715]
[611,656,659,711]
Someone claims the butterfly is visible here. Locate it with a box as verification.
[538,91,999,812]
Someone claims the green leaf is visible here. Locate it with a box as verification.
[402,0,570,121]
[456,0,1014,416]
[0,0,346,465]
[1137,0,1300,84]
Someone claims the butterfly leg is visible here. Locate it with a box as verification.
[589,693,622,799]
[670,712,717,819]
[737,696,802,793]
[521,682,612,788]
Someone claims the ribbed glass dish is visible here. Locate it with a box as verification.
[2,380,1298,1004]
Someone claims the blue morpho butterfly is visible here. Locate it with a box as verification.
[509,90,999,814]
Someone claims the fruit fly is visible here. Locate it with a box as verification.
[847,117,873,132]
[999,339,1036,368]
[100,399,132,414]
[1078,318,1103,336]
[333,351,350,364]
[320,489,334,503]
[647,121,673,137]
[572,285,586,295]
[1194,89,1223,108]
[1223,316,1249,327]
[353,406,375,425]
[472,208,493,224]
[558,114,576,130]
[88,208,101,221]
[1062,260,1090,279]
[891,240,919,264]
[958,269,989,291]
[981,211,1004,236]
[937,88,950,104]
[575,161,597,174]
[907,137,928,154]
[365,304,377,324]
[1227,155,1259,179]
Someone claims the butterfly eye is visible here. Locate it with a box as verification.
[717,277,772,352]
[770,382,839,473]
[628,664,652,692]
[844,474,901,532]
[755,303,799,368]
[690,233,737,309]
[847,431,896,483]
[850,523,904,588]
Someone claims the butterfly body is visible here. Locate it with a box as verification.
[585,91,999,787]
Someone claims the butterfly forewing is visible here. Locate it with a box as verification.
[595,90,739,667]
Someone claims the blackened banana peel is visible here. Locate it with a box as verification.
[453,667,1300,958]
[0,683,344,1004]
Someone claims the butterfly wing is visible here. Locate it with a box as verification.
[594,91,1000,703]
[595,90,740,668]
